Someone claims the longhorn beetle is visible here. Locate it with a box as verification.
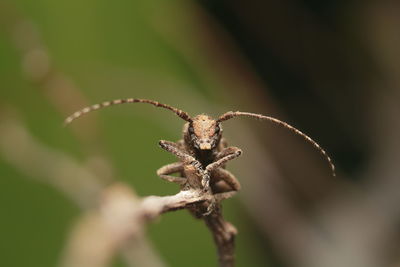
[65,98,336,195]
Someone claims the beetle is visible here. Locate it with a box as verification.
[65,98,335,194]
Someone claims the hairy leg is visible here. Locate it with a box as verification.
[206,147,242,172]
[211,168,241,192]
[201,147,241,192]
[159,140,208,189]
[214,146,242,162]
[159,140,197,164]
[156,162,186,184]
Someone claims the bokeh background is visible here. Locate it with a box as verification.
[1,0,400,266]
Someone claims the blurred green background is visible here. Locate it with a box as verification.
[1,0,400,267]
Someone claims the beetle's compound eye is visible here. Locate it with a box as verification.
[188,126,194,133]
[215,125,220,133]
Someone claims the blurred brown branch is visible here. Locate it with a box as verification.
[0,115,165,266]
[61,183,235,267]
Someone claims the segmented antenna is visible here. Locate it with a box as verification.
[218,111,336,176]
[64,98,192,125]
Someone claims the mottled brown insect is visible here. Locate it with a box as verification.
[65,98,336,196]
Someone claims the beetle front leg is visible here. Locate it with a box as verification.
[207,147,242,172]
[159,140,196,163]
[159,140,209,191]
[214,146,241,161]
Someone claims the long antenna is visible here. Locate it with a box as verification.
[64,98,192,125]
[218,111,336,176]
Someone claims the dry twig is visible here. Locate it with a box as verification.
[62,174,237,267]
